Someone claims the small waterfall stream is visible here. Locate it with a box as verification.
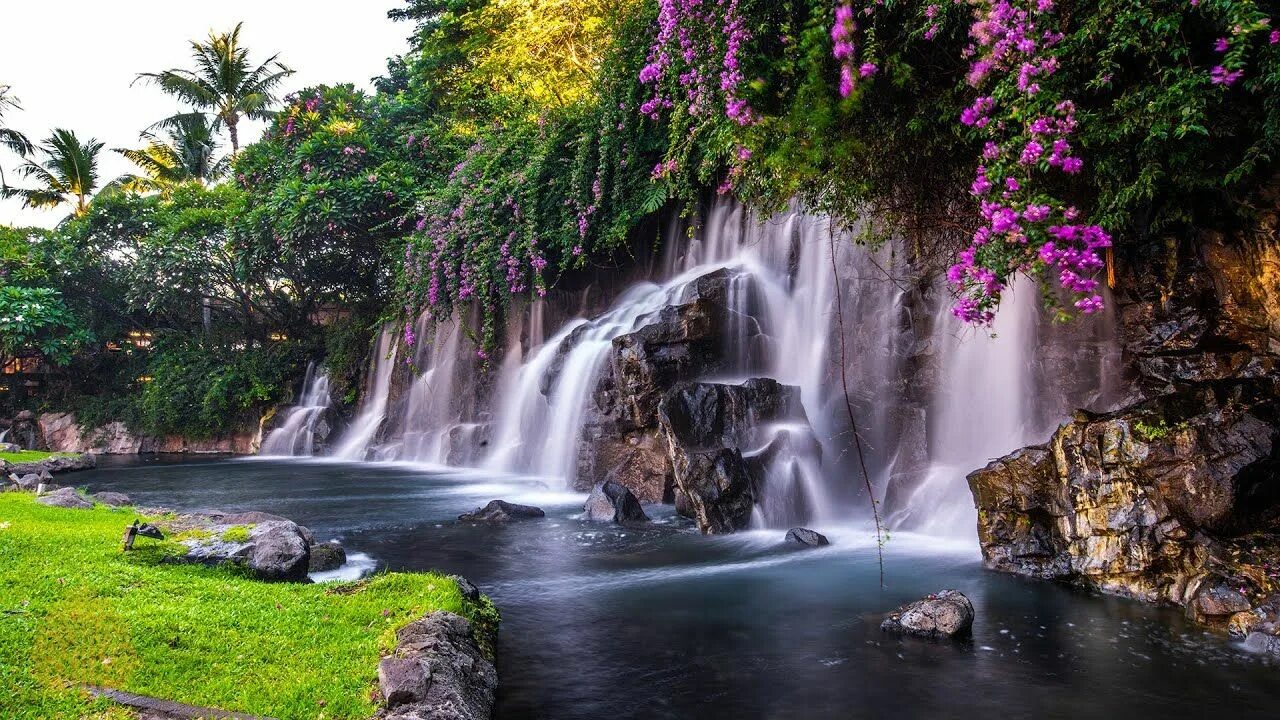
[332,328,398,461]
[260,364,332,457]
[273,198,1116,537]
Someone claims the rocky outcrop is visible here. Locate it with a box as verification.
[583,481,649,524]
[37,412,257,455]
[658,379,810,534]
[574,268,763,502]
[375,611,498,720]
[968,378,1279,618]
[880,590,975,639]
[92,491,132,507]
[459,500,546,523]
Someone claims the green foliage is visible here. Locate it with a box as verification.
[219,524,252,543]
[0,492,494,719]
[130,336,310,438]
[0,450,71,464]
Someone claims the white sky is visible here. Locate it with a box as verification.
[0,0,409,228]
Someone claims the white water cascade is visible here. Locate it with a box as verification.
[277,197,1116,537]
[260,364,332,457]
[331,328,398,461]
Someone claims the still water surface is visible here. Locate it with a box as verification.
[83,456,1280,720]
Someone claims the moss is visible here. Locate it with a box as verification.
[0,493,496,719]
[0,450,76,464]
[219,525,253,544]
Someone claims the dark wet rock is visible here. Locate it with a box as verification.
[1244,631,1280,658]
[657,379,812,534]
[35,486,93,509]
[308,542,347,573]
[92,491,131,507]
[459,499,546,523]
[3,452,96,478]
[451,575,481,602]
[584,480,649,524]
[785,527,829,547]
[968,378,1280,611]
[880,590,975,639]
[375,611,497,720]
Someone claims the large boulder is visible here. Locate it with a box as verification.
[583,481,649,524]
[968,378,1279,609]
[92,491,131,507]
[880,590,975,639]
[35,487,93,510]
[376,611,497,720]
[459,500,546,523]
[179,517,311,582]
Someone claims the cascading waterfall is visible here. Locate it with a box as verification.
[260,364,332,457]
[331,328,398,461]
[281,197,1116,538]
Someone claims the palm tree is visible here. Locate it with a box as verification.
[1,129,104,216]
[0,85,34,185]
[114,114,227,195]
[134,23,293,153]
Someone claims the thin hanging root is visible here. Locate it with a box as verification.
[829,227,885,587]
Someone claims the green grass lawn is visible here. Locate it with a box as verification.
[0,450,74,464]
[0,492,497,719]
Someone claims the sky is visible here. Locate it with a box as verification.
[0,0,409,228]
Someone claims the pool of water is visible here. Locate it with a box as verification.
[81,456,1280,719]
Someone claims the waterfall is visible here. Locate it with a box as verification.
[283,196,1116,539]
[260,364,332,457]
[331,327,398,461]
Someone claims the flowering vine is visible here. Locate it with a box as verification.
[640,0,757,124]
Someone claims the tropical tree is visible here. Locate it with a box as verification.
[1,128,104,217]
[135,23,293,153]
[0,85,33,185]
[114,114,226,195]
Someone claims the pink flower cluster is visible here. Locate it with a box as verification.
[830,3,878,97]
[639,0,756,124]
[946,0,1110,323]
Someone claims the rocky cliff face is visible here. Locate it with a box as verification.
[969,219,1280,627]
[37,411,260,455]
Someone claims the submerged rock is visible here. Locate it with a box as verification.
[784,527,830,547]
[376,611,497,720]
[308,541,348,572]
[880,590,975,639]
[584,480,649,524]
[35,486,92,509]
[1244,630,1280,658]
[459,499,546,523]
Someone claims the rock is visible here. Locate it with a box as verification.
[880,590,975,639]
[378,657,430,709]
[967,378,1280,608]
[1244,630,1280,658]
[784,527,829,547]
[451,575,481,602]
[376,611,497,720]
[244,521,311,582]
[15,473,41,491]
[308,542,347,572]
[584,481,649,524]
[1191,580,1252,620]
[458,499,546,523]
[0,442,19,453]
[35,487,93,510]
[658,379,812,535]
[179,517,311,582]
[211,510,316,544]
[92,491,131,507]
